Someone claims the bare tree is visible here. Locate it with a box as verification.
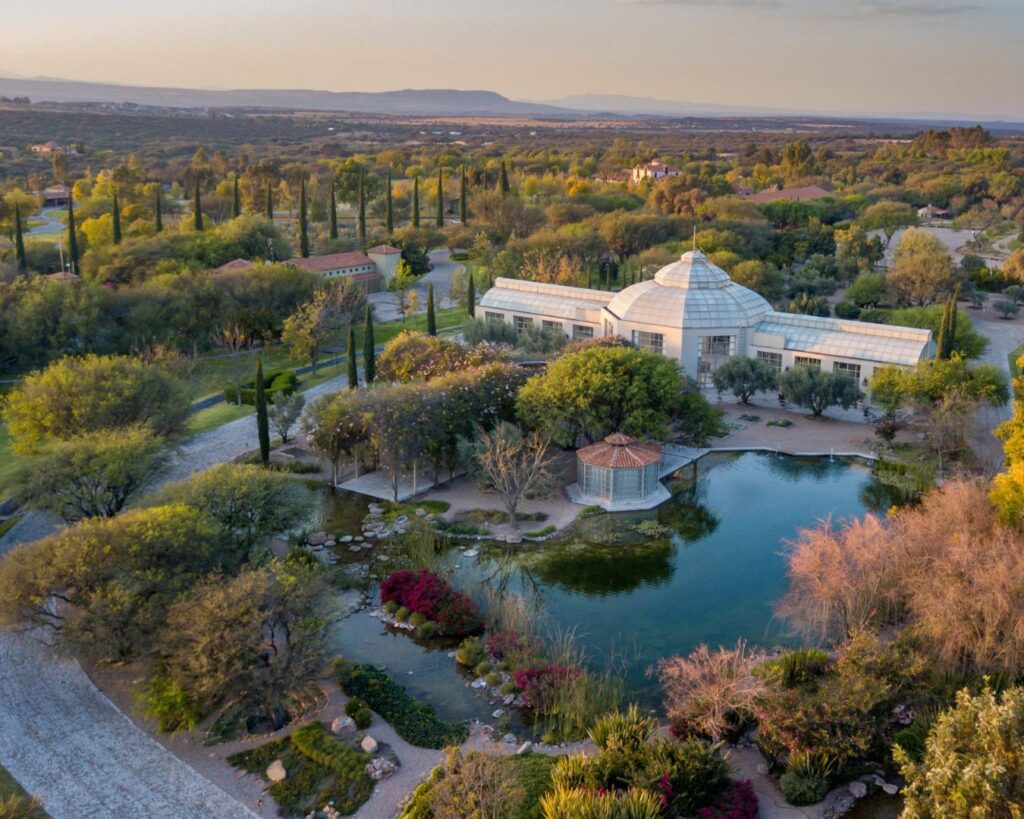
[459,422,556,528]
[213,322,254,405]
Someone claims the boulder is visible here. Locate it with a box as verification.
[325,540,336,548]
[502,733,516,744]
[848,781,868,799]
[506,533,523,544]
[360,735,379,754]
[266,759,287,782]
[471,678,487,689]
[340,535,353,543]
[331,716,356,736]
[366,757,397,781]
[516,741,533,755]
[882,783,899,795]
[464,549,479,558]
[492,709,505,719]
[415,508,427,517]
[308,532,328,546]
[349,545,362,553]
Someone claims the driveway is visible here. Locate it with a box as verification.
[25,207,66,238]
[969,303,1024,472]
[0,370,363,818]
[367,249,464,322]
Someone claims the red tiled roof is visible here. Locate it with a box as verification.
[577,434,661,469]
[213,258,254,273]
[288,251,375,272]
[747,185,832,204]
[366,244,402,254]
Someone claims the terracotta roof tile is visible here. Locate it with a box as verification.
[577,434,661,469]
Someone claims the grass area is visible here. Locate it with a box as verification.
[185,401,254,436]
[0,514,23,540]
[0,763,48,817]
[186,306,466,400]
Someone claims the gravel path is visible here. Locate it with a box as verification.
[0,632,256,819]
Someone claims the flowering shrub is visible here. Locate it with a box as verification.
[513,664,580,712]
[696,779,759,819]
[380,569,482,637]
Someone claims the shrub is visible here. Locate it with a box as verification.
[588,704,657,751]
[291,722,370,776]
[409,611,427,627]
[778,751,833,806]
[696,779,759,819]
[415,621,438,640]
[755,648,831,689]
[346,697,369,717]
[540,786,662,818]
[380,569,482,637]
[138,671,202,732]
[476,661,493,676]
[834,301,861,319]
[455,636,486,668]
[514,665,580,712]
[335,661,469,748]
[657,641,765,741]
[523,524,557,538]
[353,708,373,730]
[896,685,1024,817]
[485,672,503,687]
[577,504,604,519]
[223,368,298,405]
[395,606,411,622]
[383,600,400,615]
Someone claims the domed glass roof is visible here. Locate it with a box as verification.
[606,251,771,330]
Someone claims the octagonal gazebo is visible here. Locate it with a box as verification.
[571,433,669,511]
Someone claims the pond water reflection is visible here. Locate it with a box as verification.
[327,451,884,719]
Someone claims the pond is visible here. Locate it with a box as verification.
[324,450,886,723]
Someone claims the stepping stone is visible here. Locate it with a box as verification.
[267,760,286,782]
[360,735,378,754]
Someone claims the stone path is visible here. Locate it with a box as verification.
[0,632,256,819]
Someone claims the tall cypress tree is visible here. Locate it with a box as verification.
[329,180,338,240]
[435,168,444,229]
[255,356,270,465]
[111,192,122,244]
[193,179,203,232]
[499,159,510,195]
[460,166,468,225]
[298,177,310,258]
[385,168,394,236]
[154,189,163,233]
[266,183,274,220]
[427,283,436,336]
[14,203,26,270]
[358,173,366,248]
[67,193,79,273]
[466,272,475,316]
[347,325,358,389]
[412,176,420,228]
[232,174,241,218]
[363,305,376,384]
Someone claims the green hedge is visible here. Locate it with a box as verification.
[335,661,469,749]
[223,369,298,406]
[291,722,370,778]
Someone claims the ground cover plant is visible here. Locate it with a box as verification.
[334,661,469,748]
[227,721,373,817]
[379,568,482,637]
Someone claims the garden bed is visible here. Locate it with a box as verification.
[334,662,470,748]
[228,722,376,817]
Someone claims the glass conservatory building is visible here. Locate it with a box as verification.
[477,251,934,399]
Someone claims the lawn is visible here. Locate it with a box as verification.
[186,306,466,400]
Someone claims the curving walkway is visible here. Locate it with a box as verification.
[0,632,256,818]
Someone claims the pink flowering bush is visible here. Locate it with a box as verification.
[380,569,482,637]
[513,664,580,711]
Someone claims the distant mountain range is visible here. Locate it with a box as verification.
[540,93,787,118]
[0,75,569,116]
[0,73,1020,124]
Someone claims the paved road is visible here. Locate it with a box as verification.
[970,304,1024,472]
[24,207,65,238]
[367,248,464,322]
[0,369,360,818]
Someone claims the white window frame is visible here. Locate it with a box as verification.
[756,351,783,373]
[632,330,664,355]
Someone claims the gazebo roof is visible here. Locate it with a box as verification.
[577,434,661,469]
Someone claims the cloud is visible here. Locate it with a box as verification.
[617,0,782,7]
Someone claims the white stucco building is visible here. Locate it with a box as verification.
[476,250,934,400]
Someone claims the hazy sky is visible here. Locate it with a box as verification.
[2,0,1023,118]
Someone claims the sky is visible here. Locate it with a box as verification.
[2,0,1023,119]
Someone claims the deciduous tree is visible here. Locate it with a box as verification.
[778,366,862,417]
[711,355,778,403]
